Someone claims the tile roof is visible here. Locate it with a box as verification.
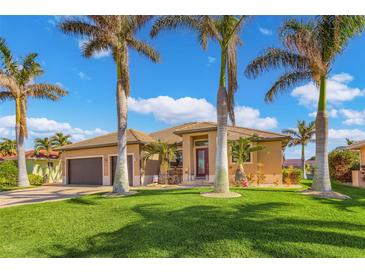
[56,122,289,151]
[346,139,365,150]
[57,129,155,151]
[174,121,289,140]
[0,149,60,160]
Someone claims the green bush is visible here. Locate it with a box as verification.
[28,174,44,186]
[0,161,18,188]
[283,166,302,185]
[328,149,359,182]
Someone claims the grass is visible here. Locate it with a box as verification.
[0,180,365,258]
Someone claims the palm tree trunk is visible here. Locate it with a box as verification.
[113,51,130,193]
[214,49,229,193]
[301,144,307,180]
[235,163,246,184]
[312,76,331,192]
[15,98,29,187]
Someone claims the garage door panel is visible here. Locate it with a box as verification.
[68,158,103,185]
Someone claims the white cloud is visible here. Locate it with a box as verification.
[0,115,108,144]
[339,108,365,125]
[329,128,365,140]
[309,109,338,118]
[291,73,364,108]
[207,56,216,64]
[331,73,353,83]
[129,95,278,130]
[234,106,278,129]
[259,27,273,36]
[78,39,111,59]
[78,71,91,80]
[129,96,216,124]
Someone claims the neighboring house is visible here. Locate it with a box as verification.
[283,159,302,168]
[56,121,289,186]
[346,141,365,188]
[0,149,62,183]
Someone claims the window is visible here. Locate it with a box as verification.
[195,140,208,147]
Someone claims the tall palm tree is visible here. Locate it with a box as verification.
[228,136,265,185]
[151,15,247,194]
[143,140,177,184]
[59,16,160,193]
[0,138,16,156]
[34,137,57,183]
[51,132,72,147]
[0,38,67,187]
[245,16,365,192]
[282,120,315,179]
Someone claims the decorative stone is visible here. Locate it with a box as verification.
[200,191,242,198]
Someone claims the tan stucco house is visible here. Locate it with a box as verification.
[57,122,289,186]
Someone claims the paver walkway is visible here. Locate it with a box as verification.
[0,184,112,208]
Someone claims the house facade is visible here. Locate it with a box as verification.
[57,122,289,186]
[347,141,365,188]
[0,150,62,183]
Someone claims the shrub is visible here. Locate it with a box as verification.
[328,149,359,182]
[28,174,44,186]
[0,160,18,188]
[283,166,302,185]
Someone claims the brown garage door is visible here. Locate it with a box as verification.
[68,157,103,185]
[111,155,133,186]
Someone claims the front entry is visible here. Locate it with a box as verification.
[196,148,209,178]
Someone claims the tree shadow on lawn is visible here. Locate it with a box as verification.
[40,201,365,258]
[307,183,365,213]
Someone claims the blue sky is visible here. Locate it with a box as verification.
[1,15,365,159]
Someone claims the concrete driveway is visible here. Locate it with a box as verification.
[0,184,112,208]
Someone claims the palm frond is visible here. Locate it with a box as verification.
[265,70,312,103]
[81,37,111,58]
[245,48,309,79]
[19,53,43,85]
[127,38,160,63]
[0,91,14,102]
[150,16,201,38]
[27,83,68,100]
[282,128,301,138]
[0,38,18,75]
[317,16,365,63]
[58,18,103,39]
[0,72,19,94]
[131,16,154,32]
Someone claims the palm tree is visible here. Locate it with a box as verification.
[0,38,67,187]
[282,120,315,179]
[151,15,247,194]
[51,132,72,147]
[59,16,160,193]
[346,138,354,146]
[228,136,265,185]
[0,138,16,156]
[245,16,365,193]
[143,140,177,184]
[34,137,57,183]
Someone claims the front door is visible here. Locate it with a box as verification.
[196,148,209,177]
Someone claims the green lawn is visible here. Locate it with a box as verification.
[1,181,365,258]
